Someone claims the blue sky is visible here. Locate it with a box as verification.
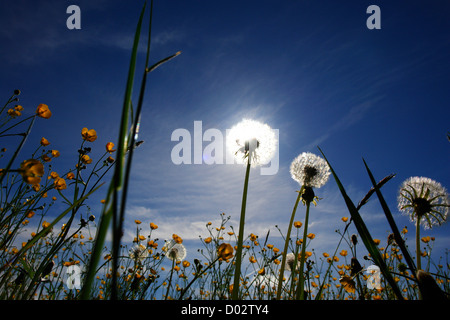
[1,0,449,269]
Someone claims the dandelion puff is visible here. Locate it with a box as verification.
[226,119,277,166]
[285,253,300,272]
[290,152,330,188]
[397,176,449,230]
[129,244,149,262]
[162,239,186,262]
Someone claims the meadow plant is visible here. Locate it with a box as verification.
[226,119,277,300]
[276,152,330,300]
[0,90,114,299]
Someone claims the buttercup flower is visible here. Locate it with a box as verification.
[129,244,149,262]
[7,108,21,118]
[54,177,67,190]
[19,159,44,185]
[36,104,52,119]
[290,152,330,188]
[81,127,97,142]
[40,137,50,146]
[339,275,356,294]
[227,119,277,166]
[162,240,186,262]
[172,234,183,244]
[398,177,449,230]
[150,222,158,230]
[106,142,116,153]
[217,243,234,261]
[81,155,92,164]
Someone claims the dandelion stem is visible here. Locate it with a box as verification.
[276,190,302,300]
[296,198,311,300]
[165,258,176,300]
[416,218,421,271]
[232,160,251,300]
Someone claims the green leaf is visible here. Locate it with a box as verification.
[362,159,417,278]
[318,147,404,300]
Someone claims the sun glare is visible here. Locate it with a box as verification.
[227,119,277,166]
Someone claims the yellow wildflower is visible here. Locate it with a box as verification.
[81,127,97,142]
[294,221,302,228]
[54,177,67,190]
[150,222,158,230]
[172,234,183,244]
[40,137,50,146]
[36,104,52,119]
[106,142,116,153]
[204,237,212,244]
[217,243,234,261]
[19,159,44,185]
[339,275,356,294]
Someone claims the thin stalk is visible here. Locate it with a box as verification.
[296,200,311,300]
[416,218,421,271]
[165,258,176,300]
[0,115,36,185]
[276,190,302,300]
[179,256,220,300]
[232,160,251,300]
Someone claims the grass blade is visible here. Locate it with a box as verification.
[318,147,404,300]
[80,2,147,300]
[362,159,417,277]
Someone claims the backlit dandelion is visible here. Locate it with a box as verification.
[227,119,277,166]
[129,244,148,262]
[290,152,330,188]
[398,176,449,270]
[277,152,330,300]
[229,119,277,300]
[398,177,449,230]
[162,239,186,262]
[285,253,300,272]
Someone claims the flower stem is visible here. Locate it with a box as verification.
[416,218,421,271]
[296,199,311,300]
[165,258,176,300]
[232,160,251,300]
[276,190,302,300]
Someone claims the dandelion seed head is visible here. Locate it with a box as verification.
[397,176,449,230]
[227,119,277,166]
[290,152,330,188]
[129,244,148,262]
[162,239,186,262]
[285,253,299,272]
